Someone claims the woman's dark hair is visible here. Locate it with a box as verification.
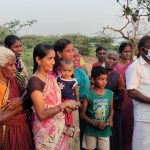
[53,39,72,74]
[33,43,53,73]
[4,35,21,48]
[91,66,108,79]
[119,42,132,53]
[96,46,106,53]
[54,39,71,53]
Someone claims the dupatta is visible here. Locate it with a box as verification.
[32,75,68,150]
[0,80,10,147]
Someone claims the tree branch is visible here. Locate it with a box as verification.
[102,26,129,40]
[121,16,131,30]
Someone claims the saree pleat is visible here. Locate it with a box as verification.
[31,75,68,150]
[0,77,33,150]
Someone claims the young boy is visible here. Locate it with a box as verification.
[80,66,113,150]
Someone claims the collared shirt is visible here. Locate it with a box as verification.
[126,56,150,122]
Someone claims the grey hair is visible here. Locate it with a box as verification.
[0,46,15,67]
[106,50,119,60]
[73,48,79,52]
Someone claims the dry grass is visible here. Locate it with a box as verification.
[82,56,96,75]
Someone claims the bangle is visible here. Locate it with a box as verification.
[58,104,64,112]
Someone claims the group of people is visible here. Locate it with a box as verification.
[0,34,150,150]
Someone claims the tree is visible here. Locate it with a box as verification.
[0,19,37,44]
[102,0,150,54]
[61,34,115,55]
[61,34,92,55]
[90,36,114,49]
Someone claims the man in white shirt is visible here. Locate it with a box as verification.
[126,35,150,150]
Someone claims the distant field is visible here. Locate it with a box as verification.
[83,55,96,75]
[23,51,96,76]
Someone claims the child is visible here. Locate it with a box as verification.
[80,66,113,150]
[57,59,80,137]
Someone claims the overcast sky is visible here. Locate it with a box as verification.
[0,0,123,36]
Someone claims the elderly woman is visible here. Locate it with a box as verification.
[105,50,125,150]
[0,47,33,149]
[73,48,88,74]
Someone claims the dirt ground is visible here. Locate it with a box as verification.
[82,55,96,75]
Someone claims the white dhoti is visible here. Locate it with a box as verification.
[132,121,150,150]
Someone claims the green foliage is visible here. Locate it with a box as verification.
[61,34,91,55]
[22,47,33,75]
[60,34,114,55]
[0,20,37,44]
[4,19,37,34]
[22,35,60,49]
[0,26,11,45]
[90,36,113,47]
[0,19,115,72]
[0,20,116,75]
[20,34,114,73]
[117,0,150,22]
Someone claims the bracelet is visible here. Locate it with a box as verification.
[58,104,64,112]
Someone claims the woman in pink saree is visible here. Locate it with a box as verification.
[114,43,133,150]
[26,44,79,150]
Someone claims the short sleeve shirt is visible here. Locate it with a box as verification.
[84,89,113,137]
[27,76,45,94]
[126,56,150,122]
[57,77,78,100]
[22,76,46,109]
